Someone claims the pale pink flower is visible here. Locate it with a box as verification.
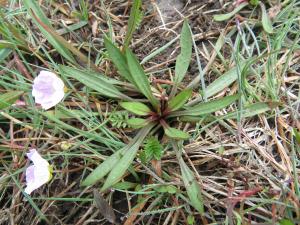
[25,149,52,195]
[32,71,65,110]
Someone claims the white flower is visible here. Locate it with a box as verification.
[32,70,65,110]
[24,149,52,195]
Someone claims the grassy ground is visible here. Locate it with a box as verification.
[0,0,300,224]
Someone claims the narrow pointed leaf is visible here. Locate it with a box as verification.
[101,141,141,191]
[120,102,151,116]
[0,49,12,63]
[205,62,247,98]
[221,102,278,119]
[279,219,295,225]
[173,94,239,117]
[172,142,204,214]
[0,40,25,50]
[213,2,248,21]
[174,20,192,85]
[126,50,159,108]
[101,124,154,191]
[81,147,127,186]
[127,118,149,128]
[0,91,23,110]
[293,128,300,145]
[123,0,143,49]
[181,102,276,122]
[104,38,133,83]
[260,2,273,34]
[164,126,189,140]
[60,66,131,100]
[168,89,192,111]
[178,156,204,213]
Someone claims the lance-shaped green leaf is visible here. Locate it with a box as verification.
[172,142,204,214]
[0,49,12,63]
[293,128,300,146]
[81,147,127,186]
[178,156,204,213]
[180,102,277,122]
[60,66,131,100]
[162,121,189,140]
[260,2,273,34]
[126,50,159,108]
[164,127,190,140]
[249,0,259,6]
[213,2,248,21]
[173,94,239,117]
[279,219,295,225]
[205,62,247,98]
[104,38,133,83]
[82,124,154,187]
[0,91,23,110]
[101,140,141,191]
[123,0,143,50]
[174,20,192,85]
[46,109,98,120]
[23,0,75,63]
[221,102,278,119]
[168,89,192,112]
[127,118,149,129]
[120,102,151,116]
[101,124,154,191]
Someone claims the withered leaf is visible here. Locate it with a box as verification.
[93,189,117,224]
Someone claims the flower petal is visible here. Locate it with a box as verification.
[24,149,51,195]
[26,149,48,166]
[41,90,65,110]
[32,70,65,110]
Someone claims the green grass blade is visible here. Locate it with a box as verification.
[23,0,76,63]
[0,48,12,62]
[260,2,273,34]
[141,36,179,64]
[213,2,248,21]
